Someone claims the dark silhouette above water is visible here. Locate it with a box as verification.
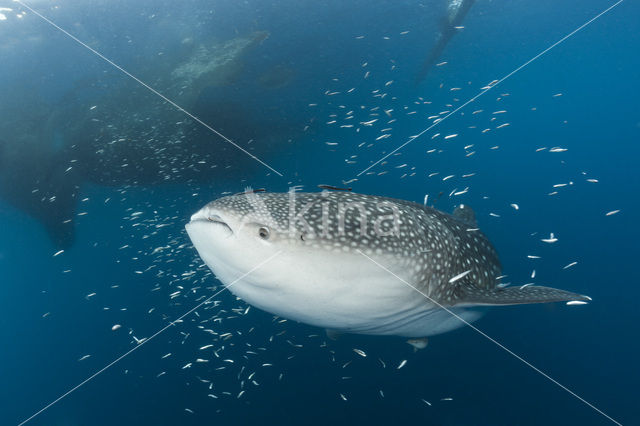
[415,0,475,85]
[0,138,80,249]
[0,30,308,250]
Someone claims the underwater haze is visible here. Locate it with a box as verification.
[0,0,638,425]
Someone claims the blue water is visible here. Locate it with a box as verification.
[1,0,638,425]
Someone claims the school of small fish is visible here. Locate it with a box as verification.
[31,24,619,421]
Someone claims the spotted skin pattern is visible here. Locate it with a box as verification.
[200,190,589,307]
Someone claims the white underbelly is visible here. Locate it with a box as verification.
[220,262,483,338]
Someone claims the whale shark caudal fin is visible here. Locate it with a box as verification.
[454,285,591,306]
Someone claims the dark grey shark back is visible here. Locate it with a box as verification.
[399,197,590,306]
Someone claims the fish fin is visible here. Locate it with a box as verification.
[325,329,343,340]
[453,204,477,227]
[406,337,429,352]
[454,284,591,306]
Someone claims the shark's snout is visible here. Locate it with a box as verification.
[187,207,233,238]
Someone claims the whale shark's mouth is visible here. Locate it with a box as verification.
[188,211,233,237]
[206,215,233,234]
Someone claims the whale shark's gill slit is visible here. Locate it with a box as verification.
[356,0,625,177]
[13,0,284,178]
[356,249,622,426]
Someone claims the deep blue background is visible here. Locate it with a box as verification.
[0,0,638,425]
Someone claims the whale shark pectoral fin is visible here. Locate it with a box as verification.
[325,329,344,340]
[454,285,591,307]
[406,337,429,352]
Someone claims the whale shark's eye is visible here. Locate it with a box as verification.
[258,226,270,240]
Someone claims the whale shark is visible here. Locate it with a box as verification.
[186,190,590,338]
[0,30,304,249]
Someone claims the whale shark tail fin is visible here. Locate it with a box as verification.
[415,0,476,86]
[414,29,450,85]
[454,284,591,307]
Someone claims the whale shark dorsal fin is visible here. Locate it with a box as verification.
[454,284,592,306]
[453,204,477,227]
